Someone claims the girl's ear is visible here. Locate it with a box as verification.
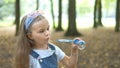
[27,33,33,40]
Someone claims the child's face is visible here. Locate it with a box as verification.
[28,19,50,47]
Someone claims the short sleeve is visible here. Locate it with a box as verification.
[53,45,65,62]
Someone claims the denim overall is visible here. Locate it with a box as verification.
[30,44,58,68]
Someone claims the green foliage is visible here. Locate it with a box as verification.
[102,0,116,17]
[0,0,4,7]
[103,0,116,11]
[0,0,5,20]
[76,0,94,16]
[0,0,15,20]
[76,0,116,17]
[78,6,92,16]
[4,0,15,3]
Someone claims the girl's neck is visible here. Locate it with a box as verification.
[33,44,48,50]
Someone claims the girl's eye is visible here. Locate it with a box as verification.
[39,30,44,33]
[47,27,49,30]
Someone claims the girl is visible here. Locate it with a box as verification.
[15,10,80,68]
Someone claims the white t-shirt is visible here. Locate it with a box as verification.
[29,44,65,68]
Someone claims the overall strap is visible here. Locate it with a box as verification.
[30,50,40,59]
[49,44,55,50]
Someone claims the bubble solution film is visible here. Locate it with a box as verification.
[57,39,86,50]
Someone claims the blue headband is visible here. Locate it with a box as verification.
[24,11,41,30]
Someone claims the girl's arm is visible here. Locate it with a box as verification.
[60,38,79,68]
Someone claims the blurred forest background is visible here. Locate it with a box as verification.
[0,0,120,68]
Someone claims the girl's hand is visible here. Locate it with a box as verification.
[71,37,82,51]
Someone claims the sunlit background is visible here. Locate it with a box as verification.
[0,0,119,68]
[0,0,116,29]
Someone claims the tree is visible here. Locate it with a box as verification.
[56,0,63,31]
[36,0,39,10]
[65,0,81,36]
[15,0,20,36]
[115,0,120,32]
[50,0,55,28]
[0,0,4,20]
[93,0,103,28]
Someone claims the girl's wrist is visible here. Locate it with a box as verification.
[71,53,78,56]
[71,47,78,55]
[72,45,78,51]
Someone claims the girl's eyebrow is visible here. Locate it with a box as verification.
[37,24,50,30]
[38,28,44,30]
[38,26,48,30]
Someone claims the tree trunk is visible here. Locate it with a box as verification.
[56,0,63,31]
[115,0,120,32]
[65,0,81,36]
[50,0,55,28]
[94,0,97,28]
[93,0,103,28]
[15,0,20,36]
[36,0,39,10]
[98,0,103,26]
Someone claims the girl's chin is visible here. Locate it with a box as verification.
[45,41,49,44]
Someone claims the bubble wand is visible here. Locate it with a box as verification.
[57,39,86,50]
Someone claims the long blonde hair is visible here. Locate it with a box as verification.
[15,11,45,68]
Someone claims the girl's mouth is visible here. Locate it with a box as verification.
[46,37,50,41]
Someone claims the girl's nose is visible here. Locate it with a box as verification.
[45,30,50,36]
